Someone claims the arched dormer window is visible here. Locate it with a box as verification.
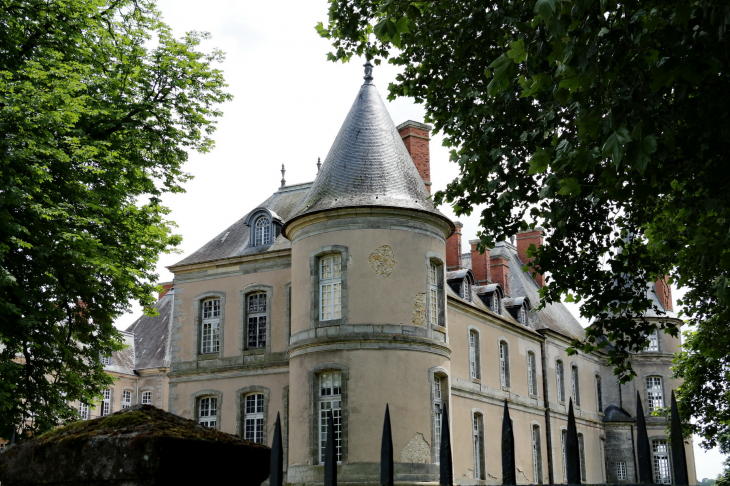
[476,283,503,315]
[255,216,271,246]
[246,208,282,248]
[504,296,531,326]
[446,269,476,303]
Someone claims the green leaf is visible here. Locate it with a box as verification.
[634,135,658,174]
[528,147,550,174]
[602,127,631,166]
[396,17,410,34]
[534,0,557,21]
[507,39,527,63]
[373,19,389,40]
[553,87,569,105]
[557,177,581,196]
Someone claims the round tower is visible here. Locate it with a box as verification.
[283,65,454,485]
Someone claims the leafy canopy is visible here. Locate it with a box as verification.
[318,0,730,446]
[0,0,230,434]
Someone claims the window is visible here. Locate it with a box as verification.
[646,376,664,412]
[141,391,152,405]
[254,216,271,246]
[491,292,501,315]
[201,298,221,354]
[247,292,267,349]
[461,278,471,301]
[318,371,342,463]
[645,330,659,352]
[319,254,342,321]
[652,439,671,484]
[100,354,112,366]
[617,461,627,480]
[499,341,510,387]
[469,330,480,380]
[101,389,111,416]
[473,413,485,480]
[244,393,265,444]
[571,365,581,406]
[532,425,543,483]
[433,377,444,459]
[198,397,218,428]
[596,376,603,413]
[429,261,440,326]
[578,433,586,482]
[557,360,565,402]
[519,305,528,326]
[527,351,538,396]
[121,390,132,409]
[78,402,89,420]
[561,429,567,483]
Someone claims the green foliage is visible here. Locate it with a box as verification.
[0,0,230,434]
[318,0,730,446]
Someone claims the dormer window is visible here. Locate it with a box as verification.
[504,296,531,326]
[461,278,471,301]
[254,216,271,246]
[246,208,282,248]
[447,269,476,303]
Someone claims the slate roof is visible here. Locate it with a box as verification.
[105,331,136,376]
[602,404,635,422]
[123,290,174,370]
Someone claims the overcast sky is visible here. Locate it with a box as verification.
[112,0,724,476]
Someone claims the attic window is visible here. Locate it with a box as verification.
[461,279,471,302]
[519,304,528,326]
[255,216,271,246]
[491,293,501,315]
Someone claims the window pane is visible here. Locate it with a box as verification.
[652,440,671,484]
[647,376,664,412]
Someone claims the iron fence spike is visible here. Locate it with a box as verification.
[566,398,581,484]
[270,412,284,486]
[439,404,453,486]
[501,400,516,485]
[636,391,653,483]
[670,391,690,485]
[380,404,394,486]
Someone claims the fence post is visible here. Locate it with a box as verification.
[670,391,689,485]
[635,391,653,483]
[324,409,337,486]
[566,398,581,484]
[439,405,453,486]
[380,404,394,486]
[501,400,516,485]
[270,412,284,486]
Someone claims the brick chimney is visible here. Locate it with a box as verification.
[397,120,432,193]
[655,276,673,311]
[158,282,174,300]
[469,239,491,285]
[490,251,510,297]
[446,221,463,270]
[516,228,545,287]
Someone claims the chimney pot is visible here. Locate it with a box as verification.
[397,120,432,193]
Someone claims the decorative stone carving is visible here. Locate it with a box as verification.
[401,432,430,463]
[368,245,395,278]
[412,292,427,326]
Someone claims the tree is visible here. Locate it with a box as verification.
[317,0,730,446]
[0,0,230,434]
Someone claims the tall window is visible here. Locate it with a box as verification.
[652,439,671,484]
[572,365,581,406]
[596,376,603,413]
[561,429,567,483]
[499,341,510,387]
[254,216,271,246]
[578,433,586,482]
[319,255,342,321]
[469,330,480,380]
[141,391,152,405]
[198,397,218,428]
[473,413,485,480]
[557,360,565,402]
[201,298,221,354]
[645,330,659,352]
[244,393,265,444]
[527,352,537,396]
[617,461,627,480]
[646,376,664,412]
[247,292,267,349]
[121,390,132,409]
[461,278,471,301]
[101,389,111,416]
[78,402,89,420]
[429,262,439,326]
[318,371,342,463]
[433,378,444,458]
[532,425,543,483]
[519,305,528,326]
[491,292,501,315]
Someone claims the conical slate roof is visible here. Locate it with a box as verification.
[284,69,452,233]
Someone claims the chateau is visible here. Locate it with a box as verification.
[95,67,697,485]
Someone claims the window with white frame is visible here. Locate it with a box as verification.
[561,429,567,482]
[491,292,501,315]
[318,371,342,463]
[652,439,671,484]
[247,292,267,349]
[469,330,480,380]
[557,360,565,402]
[646,376,664,412]
[473,413,485,480]
[532,425,543,483]
[645,330,659,352]
[201,298,221,354]
[433,377,444,459]
[429,261,440,326]
[527,351,537,396]
[198,397,218,428]
[319,254,342,321]
[78,402,89,420]
[519,305,528,326]
[101,389,111,416]
[499,341,510,387]
[596,376,603,413]
[617,461,627,480]
[254,216,271,246]
[461,278,471,301]
[244,393,265,444]
[100,354,112,366]
[141,391,152,405]
[572,365,581,406]
[578,432,587,482]
[121,390,132,409]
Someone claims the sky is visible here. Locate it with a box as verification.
[112,0,725,477]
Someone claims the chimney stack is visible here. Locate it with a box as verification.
[158,282,174,300]
[469,239,491,285]
[397,120,432,193]
[490,250,510,296]
[655,276,674,311]
[446,222,463,270]
[516,228,545,287]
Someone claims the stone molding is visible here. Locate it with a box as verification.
[192,291,226,361]
[309,245,349,328]
[235,385,270,443]
[189,389,223,431]
[239,284,273,356]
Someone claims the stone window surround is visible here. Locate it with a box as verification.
[425,252,446,330]
[239,284,273,356]
[526,348,538,399]
[471,407,486,481]
[99,388,114,417]
[559,426,568,482]
[650,435,673,484]
[140,386,154,405]
[530,420,543,484]
[429,366,449,464]
[190,389,223,431]
[284,282,292,346]
[595,373,604,415]
[498,336,511,390]
[577,431,587,482]
[570,361,581,408]
[310,246,349,328]
[246,208,280,248]
[120,386,135,408]
[235,385,270,443]
[193,291,226,361]
[556,358,566,404]
[309,362,349,464]
[643,372,668,416]
[644,329,661,353]
[467,325,481,383]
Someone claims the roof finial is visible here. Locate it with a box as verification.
[363,60,373,84]
[317,157,321,173]
[281,164,286,187]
